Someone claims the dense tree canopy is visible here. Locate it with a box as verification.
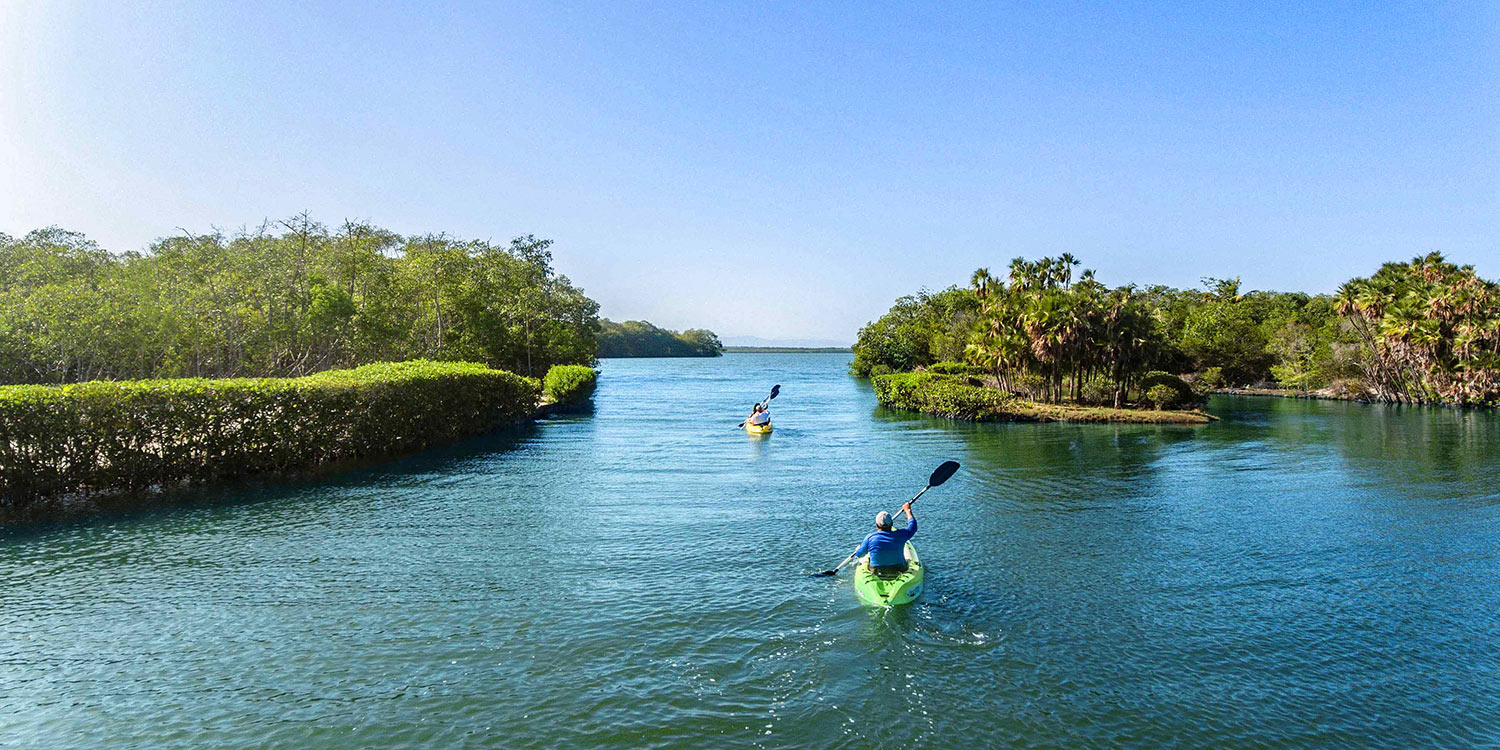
[0,216,600,384]
[1336,253,1500,404]
[595,320,723,358]
[848,288,979,376]
[853,252,1500,406]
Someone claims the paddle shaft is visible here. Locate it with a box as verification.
[822,552,856,576]
[894,485,930,521]
[737,387,779,428]
[814,460,957,577]
[823,484,929,575]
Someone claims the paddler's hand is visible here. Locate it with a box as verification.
[901,501,913,518]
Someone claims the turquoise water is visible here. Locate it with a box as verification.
[4,352,1500,748]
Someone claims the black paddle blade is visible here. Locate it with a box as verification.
[928,460,960,488]
[812,569,837,577]
[769,384,781,399]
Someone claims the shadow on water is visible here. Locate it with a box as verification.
[0,422,540,539]
[1205,394,1500,500]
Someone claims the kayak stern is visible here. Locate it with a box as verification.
[853,542,923,607]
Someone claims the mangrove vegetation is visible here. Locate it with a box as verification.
[596,319,724,358]
[854,252,1500,415]
[0,216,600,384]
[0,360,543,506]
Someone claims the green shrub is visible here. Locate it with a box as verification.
[872,372,1013,420]
[1145,384,1177,410]
[870,364,894,377]
[1079,377,1116,406]
[543,365,597,405]
[0,360,540,503]
[1197,367,1225,390]
[927,361,982,376]
[1012,372,1048,401]
[1138,371,1199,408]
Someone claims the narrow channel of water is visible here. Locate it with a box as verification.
[3,353,1499,748]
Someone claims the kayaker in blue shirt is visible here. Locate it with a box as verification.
[852,502,916,575]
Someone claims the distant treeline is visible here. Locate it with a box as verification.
[724,346,851,353]
[0,216,600,384]
[852,252,1500,407]
[596,319,723,358]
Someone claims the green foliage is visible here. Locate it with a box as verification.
[1198,367,1225,390]
[962,257,1166,405]
[543,365,597,405]
[1079,377,1115,406]
[1145,384,1178,410]
[872,373,1013,420]
[1011,371,1048,401]
[1336,253,1500,405]
[0,218,599,384]
[873,372,1213,424]
[858,250,1500,408]
[595,320,723,358]
[849,288,979,376]
[870,364,893,376]
[927,361,984,376]
[0,361,540,503]
[1177,284,1272,385]
[1138,371,1198,408]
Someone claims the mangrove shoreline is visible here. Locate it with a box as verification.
[0,362,598,526]
[873,371,1215,425]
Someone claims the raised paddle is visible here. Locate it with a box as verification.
[813,460,961,577]
[737,384,781,428]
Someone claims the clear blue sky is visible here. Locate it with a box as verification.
[3,2,1496,343]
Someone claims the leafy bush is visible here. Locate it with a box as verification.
[849,288,980,376]
[1079,377,1116,406]
[872,373,1013,420]
[870,364,893,376]
[1145,384,1178,410]
[1138,371,1199,408]
[1197,367,1224,390]
[1325,378,1369,400]
[1011,372,1048,401]
[543,365,597,405]
[927,361,983,376]
[0,360,540,503]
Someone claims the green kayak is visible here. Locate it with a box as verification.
[853,542,923,608]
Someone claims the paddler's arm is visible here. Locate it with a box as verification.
[901,503,917,538]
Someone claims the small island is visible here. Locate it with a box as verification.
[853,252,1500,424]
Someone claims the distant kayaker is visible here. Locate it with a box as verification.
[852,502,916,575]
[746,403,770,426]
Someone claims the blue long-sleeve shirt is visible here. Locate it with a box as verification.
[853,516,917,567]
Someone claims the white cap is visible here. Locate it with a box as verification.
[874,511,893,529]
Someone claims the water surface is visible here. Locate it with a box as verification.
[4,353,1499,748]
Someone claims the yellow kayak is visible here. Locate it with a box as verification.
[745,420,773,434]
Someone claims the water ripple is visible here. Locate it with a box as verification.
[3,357,1500,748]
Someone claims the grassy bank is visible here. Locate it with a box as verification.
[873,372,1215,425]
[0,360,570,512]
